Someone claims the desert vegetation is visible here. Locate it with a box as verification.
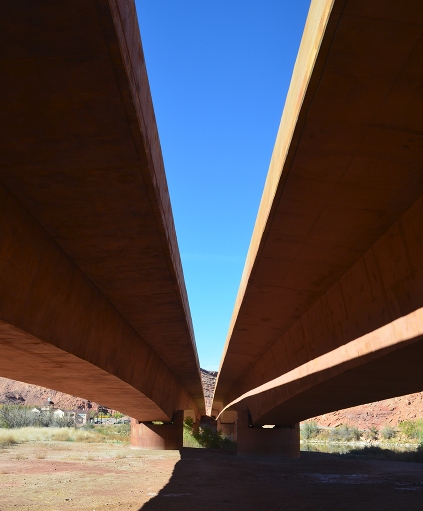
[301,422,360,442]
[183,417,236,449]
[0,404,130,449]
[0,424,130,448]
[0,403,75,428]
[301,418,423,446]
[300,419,423,462]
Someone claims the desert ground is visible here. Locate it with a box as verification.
[1,440,423,511]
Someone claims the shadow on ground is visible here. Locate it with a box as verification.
[139,447,423,510]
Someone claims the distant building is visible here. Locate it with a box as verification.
[53,409,76,422]
[40,397,55,413]
[74,410,90,426]
[30,398,89,426]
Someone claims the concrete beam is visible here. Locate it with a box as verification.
[0,0,204,418]
[0,183,195,421]
[219,186,423,425]
[214,0,423,422]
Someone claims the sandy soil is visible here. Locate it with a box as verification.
[1,441,423,510]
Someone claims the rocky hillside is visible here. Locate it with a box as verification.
[200,368,217,415]
[309,391,423,429]
[0,372,219,416]
[0,377,108,412]
[2,372,420,428]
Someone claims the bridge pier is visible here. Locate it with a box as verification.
[217,410,238,442]
[237,410,300,458]
[130,410,184,450]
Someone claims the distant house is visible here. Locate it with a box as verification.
[24,397,92,427]
[30,398,90,426]
[40,397,56,412]
[74,410,90,426]
[53,409,76,422]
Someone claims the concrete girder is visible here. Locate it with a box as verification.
[219,194,423,424]
[0,0,205,419]
[0,183,196,421]
[214,0,423,424]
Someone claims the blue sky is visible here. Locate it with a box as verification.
[136,1,311,370]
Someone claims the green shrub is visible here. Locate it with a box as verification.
[381,425,396,440]
[183,417,236,449]
[0,404,37,428]
[398,419,423,441]
[301,421,320,440]
[329,424,361,442]
[363,425,379,441]
[314,428,330,441]
[52,416,75,428]
[95,423,130,442]
[349,426,361,441]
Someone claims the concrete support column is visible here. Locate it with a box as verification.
[237,410,300,458]
[217,410,238,442]
[192,419,200,436]
[130,410,184,450]
[217,419,237,441]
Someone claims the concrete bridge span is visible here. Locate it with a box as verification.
[213,0,423,456]
[0,0,205,442]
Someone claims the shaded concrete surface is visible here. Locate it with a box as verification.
[131,412,184,450]
[242,336,423,427]
[237,410,300,458]
[0,0,204,421]
[214,0,423,428]
[140,448,423,510]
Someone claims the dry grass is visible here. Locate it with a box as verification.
[50,429,72,442]
[0,433,17,449]
[0,426,129,447]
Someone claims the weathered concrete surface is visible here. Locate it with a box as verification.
[0,1,204,420]
[236,411,300,458]
[220,195,423,425]
[214,0,423,426]
[130,411,184,450]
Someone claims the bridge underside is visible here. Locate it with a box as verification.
[214,0,423,437]
[0,0,204,421]
[250,336,423,427]
[223,192,423,426]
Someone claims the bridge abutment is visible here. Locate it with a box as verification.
[237,410,300,458]
[130,411,184,450]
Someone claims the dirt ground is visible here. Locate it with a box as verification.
[1,442,422,510]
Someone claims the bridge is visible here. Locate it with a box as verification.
[213,0,423,457]
[0,0,204,448]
